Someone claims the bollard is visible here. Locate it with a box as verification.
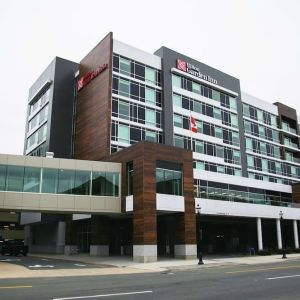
[198,252,204,265]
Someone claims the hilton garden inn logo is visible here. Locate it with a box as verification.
[176,59,218,85]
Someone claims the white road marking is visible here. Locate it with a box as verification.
[41,258,50,261]
[53,290,153,300]
[267,274,300,280]
[74,264,86,267]
[0,259,21,262]
[28,264,54,268]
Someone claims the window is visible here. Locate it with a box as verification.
[243,104,250,116]
[233,151,241,164]
[23,167,40,193]
[215,127,223,139]
[92,172,119,197]
[244,120,251,133]
[246,138,252,150]
[6,166,24,192]
[212,90,220,102]
[259,125,265,138]
[172,75,181,88]
[217,165,225,173]
[229,97,237,110]
[235,169,242,176]
[257,109,264,122]
[192,82,201,93]
[262,159,268,172]
[118,125,130,144]
[119,79,130,97]
[214,108,221,120]
[145,88,156,105]
[145,131,156,142]
[119,57,130,75]
[216,146,224,158]
[57,169,75,194]
[173,115,182,128]
[195,141,204,153]
[42,168,58,193]
[260,142,267,154]
[231,114,238,128]
[73,170,90,195]
[271,115,277,127]
[0,165,6,191]
[156,167,182,196]
[174,135,184,148]
[145,109,156,126]
[247,155,254,168]
[196,162,205,170]
[194,101,201,113]
[173,94,182,107]
[145,67,155,84]
[232,132,240,146]
[119,101,129,120]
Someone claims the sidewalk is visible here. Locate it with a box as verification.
[1,253,300,279]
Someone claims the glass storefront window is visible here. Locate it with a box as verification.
[73,170,90,195]
[42,168,58,194]
[57,169,75,194]
[92,172,119,197]
[23,167,40,193]
[145,67,156,84]
[120,57,130,75]
[6,166,24,192]
[145,88,156,105]
[0,165,7,191]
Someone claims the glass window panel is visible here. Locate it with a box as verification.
[260,142,267,154]
[6,165,24,192]
[195,141,204,153]
[271,115,277,127]
[214,108,221,120]
[174,135,184,148]
[244,120,251,133]
[172,75,181,88]
[57,169,75,194]
[119,79,130,97]
[231,114,238,127]
[259,125,265,137]
[120,57,131,75]
[173,171,182,195]
[145,109,156,126]
[92,172,106,196]
[217,165,225,173]
[243,104,250,116]
[234,151,241,164]
[196,162,205,170]
[215,127,223,139]
[216,146,224,158]
[229,97,237,110]
[73,170,90,195]
[145,88,156,104]
[173,115,182,128]
[192,82,201,93]
[145,131,156,142]
[246,138,252,150]
[118,125,129,144]
[42,168,58,194]
[235,169,242,176]
[119,101,129,120]
[257,110,264,121]
[105,172,119,196]
[247,155,254,167]
[212,90,220,102]
[262,159,268,171]
[193,101,201,113]
[145,67,156,84]
[23,167,40,193]
[0,165,6,191]
[173,94,182,107]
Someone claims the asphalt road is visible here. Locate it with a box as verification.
[1,260,300,299]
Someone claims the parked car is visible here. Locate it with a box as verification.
[0,240,28,256]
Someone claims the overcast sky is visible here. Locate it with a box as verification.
[0,0,299,155]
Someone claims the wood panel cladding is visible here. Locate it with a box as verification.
[75,32,113,161]
[108,141,196,246]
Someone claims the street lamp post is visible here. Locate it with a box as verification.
[279,211,287,259]
[196,204,204,265]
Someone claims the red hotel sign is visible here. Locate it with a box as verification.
[77,63,108,91]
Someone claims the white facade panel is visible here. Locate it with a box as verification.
[156,194,184,212]
[242,92,278,115]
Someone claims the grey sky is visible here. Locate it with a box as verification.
[0,0,299,154]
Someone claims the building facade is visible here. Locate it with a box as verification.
[16,32,300,262]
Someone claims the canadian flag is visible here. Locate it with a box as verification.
[191,116,198,133]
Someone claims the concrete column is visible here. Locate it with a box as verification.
[174,244,197,259]
[57,221,66,254]
[133,245,157,263]
[256,217,263,251]
[293,220,299,249]
[276,218,282,250]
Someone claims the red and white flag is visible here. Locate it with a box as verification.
[191,116,198,133]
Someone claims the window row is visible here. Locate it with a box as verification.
[282,121,297,135]
[28,105,49,133]
[194,179,292,205]
[113,54,161,86]
[244,120,280,142]
[172,74,237,110]
[173,115,240,146]
[112,98,161,128]
[247,154,300,178]
[173,93,238,128]
[194,160,242,176]
[113,76,162,107]
[111,121,163,145]
[245,137,281,159]
[284,137,299,149]
[29,88,50,116]
[0,165,119,197]
[26,123,47,150]
[28,143,47,157]
[242,103,277,127]
[248,172,297,186]
[193,139,241,165]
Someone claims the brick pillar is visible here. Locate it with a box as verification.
[174,152,197,259]
[132,149,157,263]
[90,215,110,256]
